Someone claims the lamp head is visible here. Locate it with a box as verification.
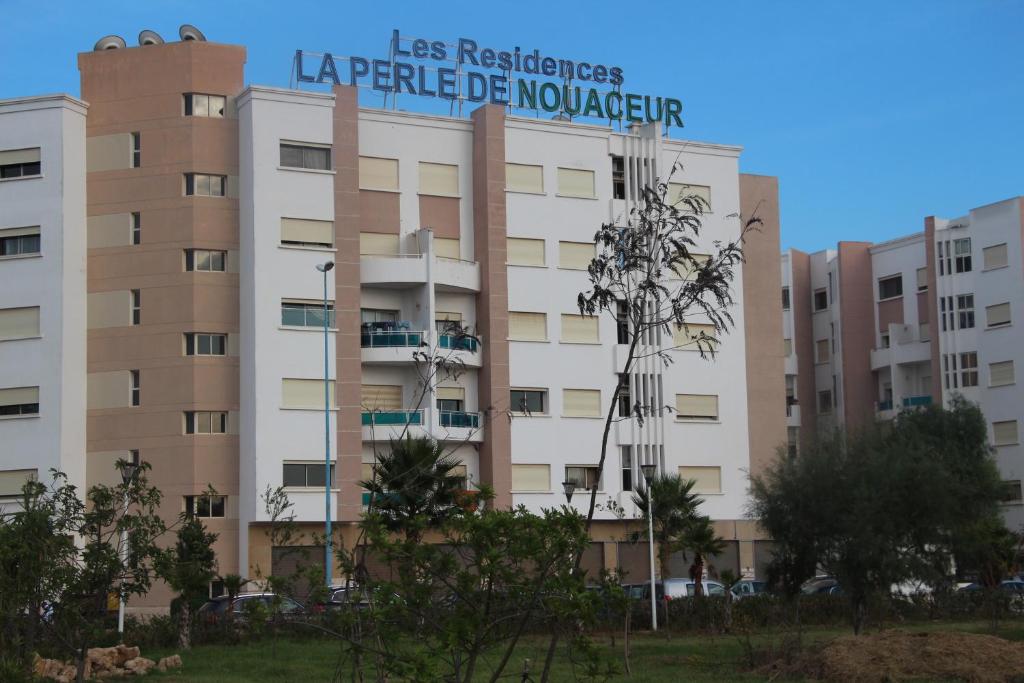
[561,480,577,504]
[316,261,335,273]
[640,464,656,484]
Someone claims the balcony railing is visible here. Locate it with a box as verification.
[902,395,932,408]
[360,330,425,348]
[877,400,893,412]
[361,410,423,426]
[439,411,481,429]
[439,334,479,353]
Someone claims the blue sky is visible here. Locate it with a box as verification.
[2,0,1021,252]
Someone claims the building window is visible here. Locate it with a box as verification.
[993,420,1019,446]
[0,306,40,341]
[815,339,830,364]
[813,288,828,312]
[880,332,890,349]
[130,369,140,406]
[675,393,718,421]
[184,93,226,118]
[565,465,601,491]
[510,389,546,414]
[511,464,550,492]
[787,427,799,457]
[818,390,832,414]
[878,275,903,300]
[185,249,227,272]
[954,238,972,273]
[989,360,1015,387]
[938,240,951,276]
[130,289,141,325]
[0,227,40,257]
[506,237,546,267]
[558,241,595,271]
[508,311,547,341]
[130,212,141,245]
[185,333,227,356]
[781,287,790,310]
[611,156,625,199]
[505,163,544,194]
[563,389,601,418]
[679,466,721,495]
[0,148,41,179]
[281,143,331,171]
[185,411,227,434]
[943,354,959,390]
[0,469,38,499]
[281,218,334,248]
[620,446,633,491]
[560,314,599,344]
[985,302,1011,329]
[184,173,226,197]
[282,462,335,488]
[957,294,975,329]
[983,243,1008,270]
[556,167,596,199]
[131,132,141,168]
[358,156,399,191]
[615,301,629,345]
[959,352,978,387]
[916,267,928,292]
[1001,481,1023,504]
[617,374,632,418]
[184,494,226,518]
[0,386,39,417]
[282,301,335,328]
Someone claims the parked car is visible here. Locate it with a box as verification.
[958,580,1024,593]
[730,580,768,599]
[198,592,305,623]
[631,579,727,600]
[801,577,841,595]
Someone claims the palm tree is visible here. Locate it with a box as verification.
[680,515,726,597]
[361,435,465,543]
[631,474,701,580]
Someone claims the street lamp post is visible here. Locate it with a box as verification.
[561,480,577,505]
[117,453,140,637]
[317,261,335,588]
[640,463,657,632]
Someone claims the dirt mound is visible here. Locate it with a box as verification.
[770,630,1024,682]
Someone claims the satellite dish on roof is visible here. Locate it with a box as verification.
[94,35,127,51]
[138,30,164,46]
[179,24,207,42]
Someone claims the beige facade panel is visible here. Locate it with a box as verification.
[0,148,40,166]
[667,182,712,209]
[0,386,39,407]
[507,237,545,266]
[436,311,462,322]
[990,361,1015,387]
[282,378,336,409]
[563,389,600,417]
[559,241,595,270]
[0,306,40,340]
[435,237,460,259]
[676,393,718,420]
[359,190,401,234]
[87,290,131,329]
[983,243,1008,270]
[87,370,131,410]
[679,465,721,494]
[419,162,459,197]
[359,232,400,256]
[986,302,1011,327]
[86,133,132,172]
[511,464,550,492]
[0,469,36,497]
[419,195,460,239]
[505,163,543,193]
[358,156,399,191]
[672,322,716,349]
[281,218,333,246]
[508,311,546,341]
[916,267,928,290]
[437,386,465,401]
[560,314,598,343]
[361,384,402,411]
[87,213,131,249]
[994,420,1019,446]
[556,167,595,198]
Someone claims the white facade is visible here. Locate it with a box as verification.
[0,95,88,504]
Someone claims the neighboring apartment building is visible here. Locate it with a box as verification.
[0,29,785,608]
[782,197,1024,529]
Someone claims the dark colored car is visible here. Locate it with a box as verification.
[730,580,768,599]
[198,592,305,623]
[958,580,1024,593]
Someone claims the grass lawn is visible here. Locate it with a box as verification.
[143,620,1024,682]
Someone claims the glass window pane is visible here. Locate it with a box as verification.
[280,145,302,167]
[211,251,225,271]
[283,464,306,487]
[211,496,225,517]
[210,96,225,118]
[199,412,212,433]
[216,413,227,433]
[282,304,305,326]
[306,306,325,327]
[197,174,211,196]
[212,176,225,197]
[212,335,225,355]
[195,95,209,117]
[198,335,211,355]
[197,495,211,517]
[306,464,327,487]
[197,250,211,271]
[184,94,194,116]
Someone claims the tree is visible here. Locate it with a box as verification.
[681,515,726,597]
[361,435,466,544]
[750,400,1007,634]
[631,474,701,580]
[156,516,218,649]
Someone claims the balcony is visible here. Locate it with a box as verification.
[877,399,893,412]
[439,410,480,429]
[361,409,484,443]
[361,327,426,364]
[786,403,801,427]
[439,334,478,353]
[902,395,932,408]
[360,253,428,287]
[361,410,423,427]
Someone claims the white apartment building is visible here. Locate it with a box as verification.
[0,95,88,506]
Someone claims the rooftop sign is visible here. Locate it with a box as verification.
[295,30,683,128]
